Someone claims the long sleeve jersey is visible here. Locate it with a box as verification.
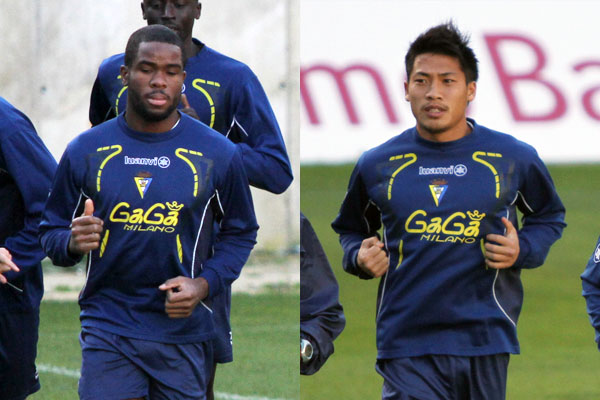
[332,119,566,359]
[300,212,345,375]
[0,97,57,312]
[89,39,292,194]
[581,236,600,349]
[39,114,258,343]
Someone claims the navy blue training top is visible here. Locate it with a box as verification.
[40,113,258,343]
[90,39,292,194]
[332,119,566,359]
[0,97,57,312]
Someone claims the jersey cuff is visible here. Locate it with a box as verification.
[199,268,221,299]
[514,238,531,268]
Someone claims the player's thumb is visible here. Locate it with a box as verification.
[83,199,94,217]
[501,217,516,236]
[181,93,190,108]
[363,236,382,248]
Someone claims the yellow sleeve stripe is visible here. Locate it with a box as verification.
[175,148,203,197]
[96,145,123,192]
[472,151,502,198]
[176,234,183,264]
[99,229,110,258]
[387,153,417,200]
[192,79,219,128]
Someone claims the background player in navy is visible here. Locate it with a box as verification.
[89,2,293,397]
[332,23,566,399]
[581,237,600,349]
[0,97,57,399]
[40,25,258,399]
[89,0,292,193]
[300,212,345,375]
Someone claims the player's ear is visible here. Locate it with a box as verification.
[467,81,476,103]
[404,81,410,102]
[196,2,202,19]
[141,1,147,20]
[120,65,129,86]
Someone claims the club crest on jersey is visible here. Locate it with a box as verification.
[429,179,448,206]
[134,173,152,199]
[594,242,600,263]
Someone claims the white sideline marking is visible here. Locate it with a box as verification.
[37,364,291,400]
[215,393,290,400]
[37,363,80,378]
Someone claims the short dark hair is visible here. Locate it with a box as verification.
[124,25,185,68]
[405,22,478,83]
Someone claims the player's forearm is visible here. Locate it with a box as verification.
[301,305,346,344]
[514,217,566,269]
[237,142,293,194]
[39,227,82,267]
[338,233,374,279]
[202,232,256,296]
[1,226,48,279]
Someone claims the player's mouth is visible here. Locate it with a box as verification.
[146,93,169,107]
[164,25,182,35]
[423,104,447,118]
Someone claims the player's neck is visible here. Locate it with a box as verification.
[417,120,472,143]
[183,37,202,59]
[124,110,181,134]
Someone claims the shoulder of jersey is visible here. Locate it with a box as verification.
[475,123,537,156]
[196,45,252,75]
[182,114,234,143]
[360,128,414,162]
[71,118,119,146]
[99,53,125,73]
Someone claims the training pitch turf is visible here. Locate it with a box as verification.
[301,163,600,399]
[31,289,299,400]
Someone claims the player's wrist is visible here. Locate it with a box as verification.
[193,277,209,300]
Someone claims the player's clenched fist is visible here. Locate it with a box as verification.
[484,217,520,269]
[68,199,104,255]
[159,276,209,318]
[357,236,389,278]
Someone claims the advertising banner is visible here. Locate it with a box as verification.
[301,0,600,163]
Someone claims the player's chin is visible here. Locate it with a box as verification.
[420,120,449,135]
[143,107,176,122]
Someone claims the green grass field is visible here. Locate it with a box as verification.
[300,163,600,399]
[31,288,299,400]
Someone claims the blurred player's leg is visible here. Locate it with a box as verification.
[0,311,41,400]
[207,362,217,400]
[79,326,213,400]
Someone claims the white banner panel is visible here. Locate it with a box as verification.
[301,0,600,163]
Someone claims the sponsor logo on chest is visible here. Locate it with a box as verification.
[418,164,467,177]
[124,156,170,168]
